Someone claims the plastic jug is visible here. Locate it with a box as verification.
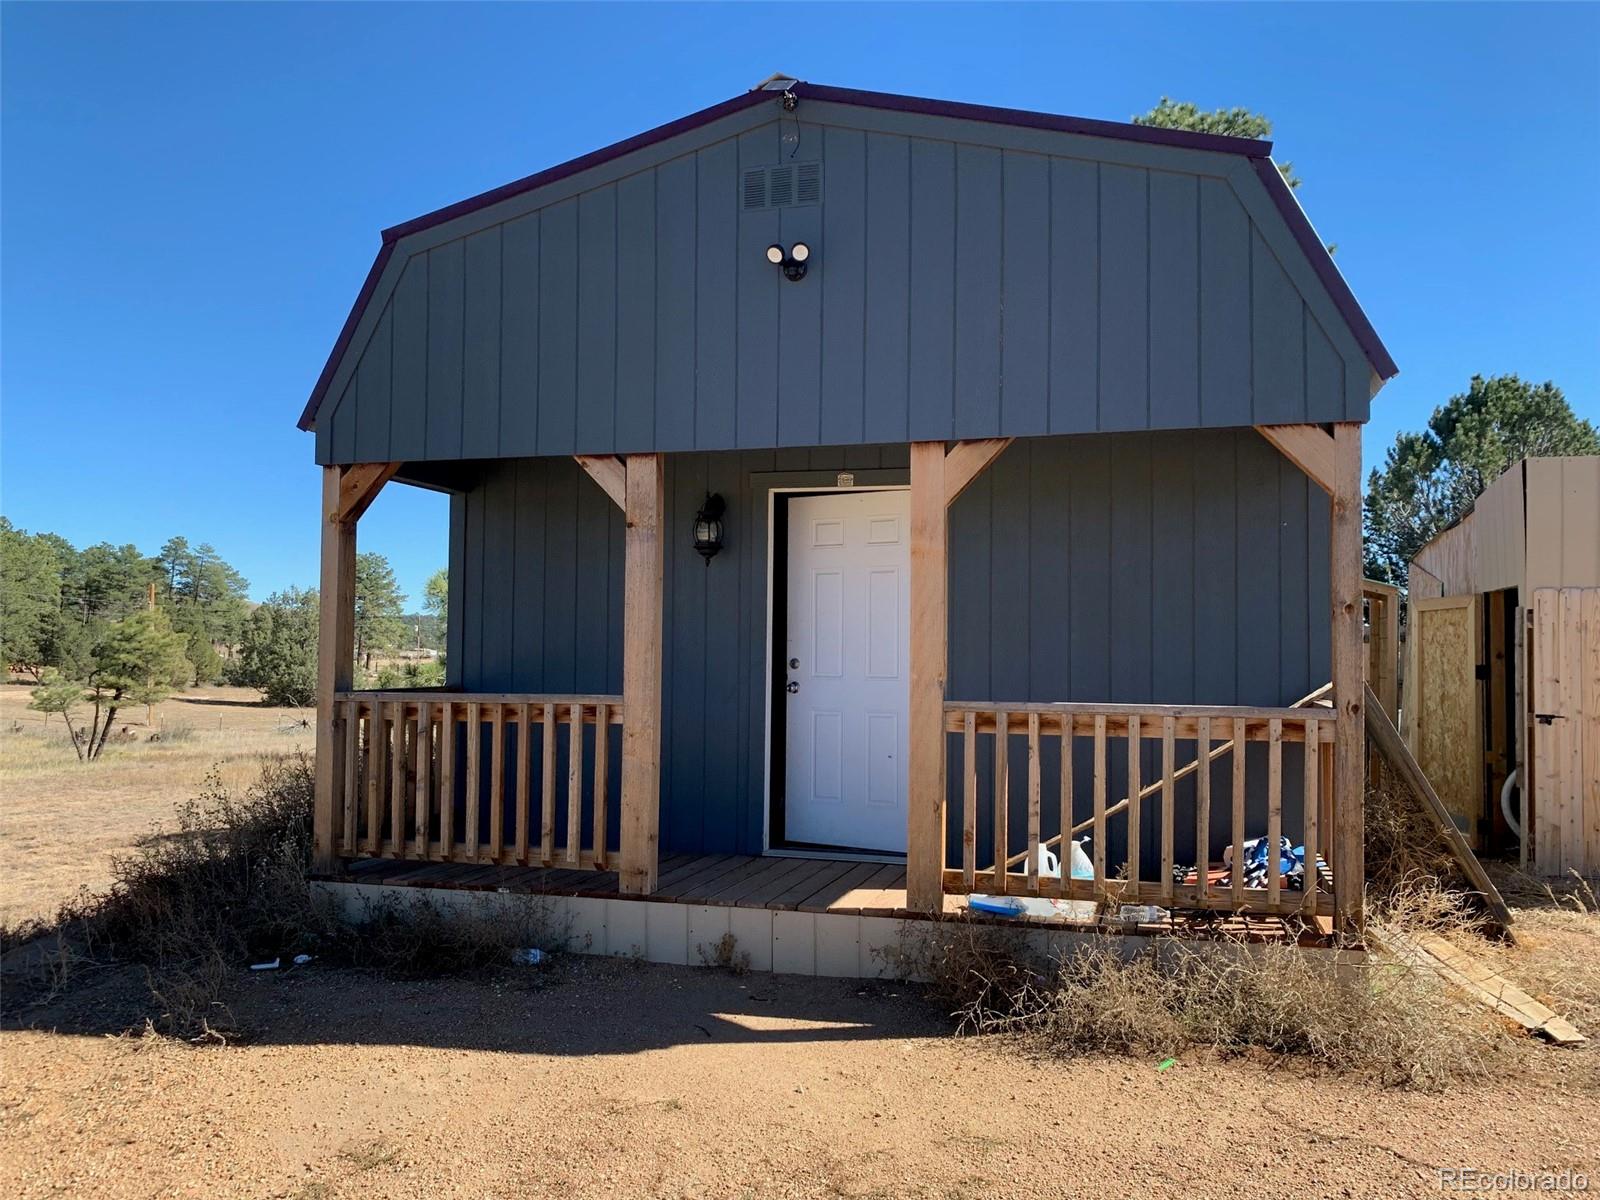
[1068,838,1094,880]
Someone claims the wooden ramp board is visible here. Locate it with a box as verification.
[1381,930,1584,1045]
[1364,684,1514,935]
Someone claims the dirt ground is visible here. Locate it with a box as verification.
[0,952,1595,1200]
[0,683,314,928]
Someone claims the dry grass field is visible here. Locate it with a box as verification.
[0,682,314,928]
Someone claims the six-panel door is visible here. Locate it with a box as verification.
[783,490,911,853]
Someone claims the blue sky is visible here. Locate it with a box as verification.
[4,2,1596,605]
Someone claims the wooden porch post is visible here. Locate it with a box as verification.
[619,453,664,895]
[1256,422,1367,939]
[905,437,1014,913]
[313,467,357,873]
[906,442,949,912]
[1330,423,1366,939]
[313,462,399,874]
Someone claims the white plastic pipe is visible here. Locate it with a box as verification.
[1500,768,1523,840]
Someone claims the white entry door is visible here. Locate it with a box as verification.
[782,490,910,853]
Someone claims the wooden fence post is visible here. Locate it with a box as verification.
[619,453,664,895]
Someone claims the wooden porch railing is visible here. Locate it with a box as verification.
[331,691,622,869]
[942,701,1335,917]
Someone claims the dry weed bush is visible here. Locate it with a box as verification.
[1364,756,1473,910]
[697,931,752,974]
[3,755,557,1038]
[908,917,1501,1089]
[3,755,327,1035]
[346,894,555,978]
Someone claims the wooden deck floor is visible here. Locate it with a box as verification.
[318,854,1334,944]
[324,853,916,917]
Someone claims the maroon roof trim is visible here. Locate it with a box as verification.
[298,239,396,430]
[1250,157,1398,381]
[794,83,1273,158]
[300,82,1392,431]
[382,89,773,243]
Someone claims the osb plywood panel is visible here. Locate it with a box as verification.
[1526,458,1600,591]
[1530,587,1600,876]
[1413,597,1482,847]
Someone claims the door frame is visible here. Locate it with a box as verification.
[762,483,912,861]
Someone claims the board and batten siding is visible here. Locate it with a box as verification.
[317,107,1371,464]
[447,430,1327,861]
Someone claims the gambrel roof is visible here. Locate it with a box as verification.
[301,80,1396,463]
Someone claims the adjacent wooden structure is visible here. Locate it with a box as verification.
[1406,456,1600,876]
[304,81,1397,943]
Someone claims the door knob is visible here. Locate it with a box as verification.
[785,681,800,694]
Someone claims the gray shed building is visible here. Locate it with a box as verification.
[303,79,1394,944]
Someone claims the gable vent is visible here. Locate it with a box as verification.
[740,161,823,210]
[769,165,795,207]
[742,168,766,210]
[796,161,822,205]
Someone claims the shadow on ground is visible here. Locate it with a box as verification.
[2,950,947,1057]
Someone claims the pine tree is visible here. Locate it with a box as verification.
[354,552,407,670]
[1132,97,1298,188]
[235,588,320,707]
[0,518,64,678]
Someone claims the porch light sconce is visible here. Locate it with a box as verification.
[693,493,726,563]
[765,241,810,282]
